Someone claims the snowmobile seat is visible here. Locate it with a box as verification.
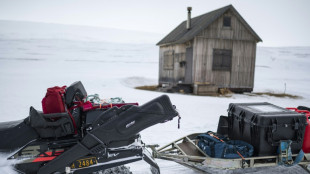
[29,106,75,138]
[0,118,38,152]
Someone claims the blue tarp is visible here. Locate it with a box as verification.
[197,133,254,159]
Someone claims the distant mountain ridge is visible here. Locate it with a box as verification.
[0,20,163,44]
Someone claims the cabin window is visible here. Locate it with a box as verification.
[163,51,174,70]
[223,16,231,27]
[212,49,232,71]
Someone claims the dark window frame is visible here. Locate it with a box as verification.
[223,16,231,27]
[212,49,232,71]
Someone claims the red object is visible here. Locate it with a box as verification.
[33,150,64,162]
[42,85,78,134]
[287,107,310,153]
[69,101,139,112]
[82,102,139,111]
[42,86,67,114]
[82,101,93,111]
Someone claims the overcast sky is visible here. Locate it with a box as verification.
[0,0,309,46]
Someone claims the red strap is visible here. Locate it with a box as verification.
[69,101,84,110]
[60,89,78,135]
[236,151,246,160]
[67,110,78,134]
[80,102,139,112]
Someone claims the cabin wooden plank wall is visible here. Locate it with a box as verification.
[192,10,257,89]
[158,44,187,85]
[198,11,256,41]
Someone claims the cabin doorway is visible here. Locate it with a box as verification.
[184,47,193,84]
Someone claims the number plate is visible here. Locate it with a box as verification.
[70,157,98,169]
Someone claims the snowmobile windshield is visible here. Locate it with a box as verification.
[65,81,87,106]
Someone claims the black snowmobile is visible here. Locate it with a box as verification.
[0,81,179,174]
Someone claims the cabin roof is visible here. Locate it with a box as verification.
[157,5,262,46]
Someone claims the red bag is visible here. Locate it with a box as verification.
[42,86,67,114]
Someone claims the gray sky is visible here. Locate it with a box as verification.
[0,0,309,46]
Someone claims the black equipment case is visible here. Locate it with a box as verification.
[228,102,307,156]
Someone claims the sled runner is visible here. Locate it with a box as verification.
[0,81,179,174]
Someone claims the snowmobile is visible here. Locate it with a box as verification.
[0,81,179,174]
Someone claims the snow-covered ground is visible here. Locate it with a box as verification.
[0,21,309,173]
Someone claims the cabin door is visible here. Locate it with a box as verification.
[184,47,193,84]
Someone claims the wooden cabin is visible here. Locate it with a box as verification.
[157,5,262,95]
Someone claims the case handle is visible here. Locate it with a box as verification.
[267,118,278,146]
[267,118,303,146]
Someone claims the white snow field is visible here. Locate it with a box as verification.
[0,20,310,173]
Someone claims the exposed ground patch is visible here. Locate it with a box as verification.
[135,85,301,99]
[244,92,302,99]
